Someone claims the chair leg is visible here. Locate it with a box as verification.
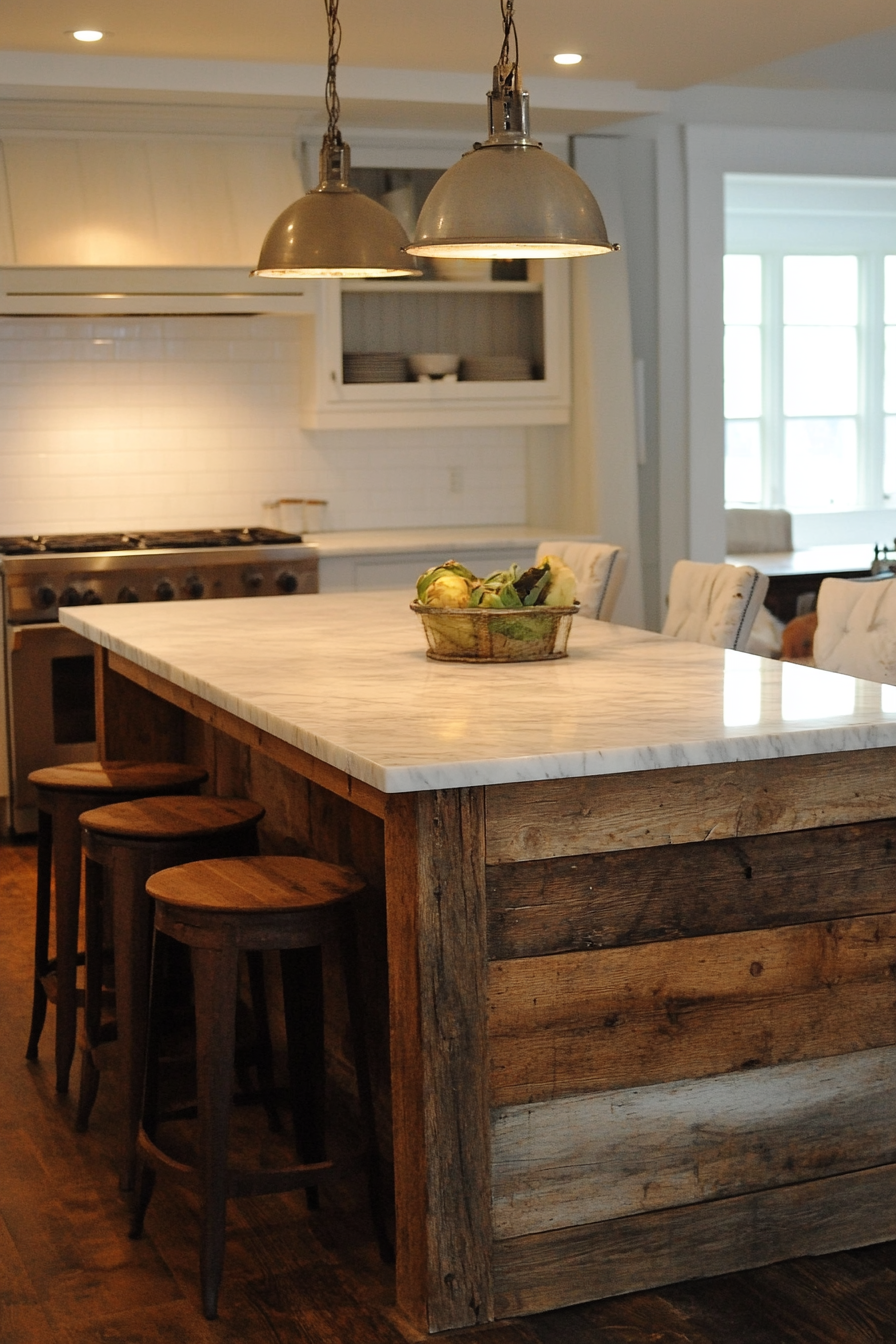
[130,928,170,1241]
[340,918,394,1264]
[192,940,239,1322]
[52,797,84,1094]
[280,945,326,1211]
[76,857,106,1131]
[245,950,281,1133]
[26,808,53,1061]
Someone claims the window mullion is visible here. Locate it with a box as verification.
[764,252,784,507]
[863,251,884,508]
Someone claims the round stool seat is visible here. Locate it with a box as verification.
[147,855,366,913]
[80,795,264,842]
[29,760,208,794]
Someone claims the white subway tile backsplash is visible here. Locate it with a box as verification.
[0,315,527,536]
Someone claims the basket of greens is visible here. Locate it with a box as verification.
[410,557,579,662]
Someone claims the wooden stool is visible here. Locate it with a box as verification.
[26,761,208,1094]
[77,795,267,1192]
[131,855,390,1320]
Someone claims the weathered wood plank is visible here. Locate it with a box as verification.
[492,1161,896,1319]
[106,649,388,817]
[486,818,896,960]
[484,749,896,863]
[488,914,896,1104]
[385,789,493,1334]
[491,1046,896,1238]
[95,646,184,763]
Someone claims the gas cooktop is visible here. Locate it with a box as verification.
[0,527,303,556]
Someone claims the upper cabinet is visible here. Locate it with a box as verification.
[298,259,571,430]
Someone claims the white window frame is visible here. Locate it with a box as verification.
[685,126,896,561]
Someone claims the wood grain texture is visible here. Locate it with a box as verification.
[491,1046,896,1238]
[492,1161,896,1320]
[489,914,896,1104]
[484,749,896,863]
[486,817,896,960]
[106,649,388,818]
[385,790,493,1333]
[95,647,184,764]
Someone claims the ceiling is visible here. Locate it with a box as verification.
[3,0,896,93]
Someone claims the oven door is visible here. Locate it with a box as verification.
[6,622,99,833]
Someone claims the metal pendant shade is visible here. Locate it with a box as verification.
[409,142,615,259]
[254,145,421,278]
[253,0,420,279]
[407,0,618,261]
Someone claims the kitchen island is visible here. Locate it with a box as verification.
[61,592,896,1334]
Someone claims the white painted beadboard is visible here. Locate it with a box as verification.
[0,136,303,267]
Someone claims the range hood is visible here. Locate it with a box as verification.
[0,134,314,315]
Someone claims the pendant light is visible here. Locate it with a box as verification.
[406,1,618,260]
[253,0,421,278]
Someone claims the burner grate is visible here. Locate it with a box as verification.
[0,527,304,556]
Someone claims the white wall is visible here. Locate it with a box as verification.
[0,314,528,536]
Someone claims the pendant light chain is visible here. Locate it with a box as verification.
[498,0,519,77]
[324,0,342,147]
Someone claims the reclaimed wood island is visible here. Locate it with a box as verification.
[61,591,896,1334]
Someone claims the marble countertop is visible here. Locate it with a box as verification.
[60,591,896,794]
[726,544,874,577]
[305,526,593,557]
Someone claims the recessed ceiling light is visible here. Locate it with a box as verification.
[553,52,583,65]
[70,29,105,41]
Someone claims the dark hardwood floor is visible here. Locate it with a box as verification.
[4,834,896,1343]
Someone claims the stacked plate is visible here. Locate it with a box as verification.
[343,352,409,384]
[460,355,531,381]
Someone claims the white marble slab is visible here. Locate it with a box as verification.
[307,526,591,557]
[60,591,896,794]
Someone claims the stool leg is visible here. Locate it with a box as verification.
[26,808,53,1061]
[340,918,394,1264]
[112,848,156,1193]
[76,856,106,1131]
[280,945,325,1211]
[245,951,281,1133]
[52,796,84,1094]
[193,940,239,1322]
[130,928,170,1241]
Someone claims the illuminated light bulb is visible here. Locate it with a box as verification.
[553,53,582,65]
[72,29,105,40]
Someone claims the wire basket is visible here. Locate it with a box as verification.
[411,601,579,662]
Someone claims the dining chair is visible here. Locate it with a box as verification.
[662,559,769,651]
[813,574,896,683]
[535,541,628,621]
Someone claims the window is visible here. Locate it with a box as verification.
[724,174,896,512]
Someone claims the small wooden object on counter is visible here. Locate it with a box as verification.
[131,855,390,1321]
[77,794,266,1191]
[25,760,208,1094]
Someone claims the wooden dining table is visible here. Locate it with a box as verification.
[61,590,896,1334]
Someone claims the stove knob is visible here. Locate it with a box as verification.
[155,580,175,601]
[185,577,205,599]
[58,586,81,607]
[82,589,103,605]
[117,586,139,603]
[276,571,298,594]
[244,572,263,592]
[35,585,57,609]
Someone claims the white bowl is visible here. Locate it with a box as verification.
[408,353,461,378]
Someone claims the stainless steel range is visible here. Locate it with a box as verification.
[1,527,317,833]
